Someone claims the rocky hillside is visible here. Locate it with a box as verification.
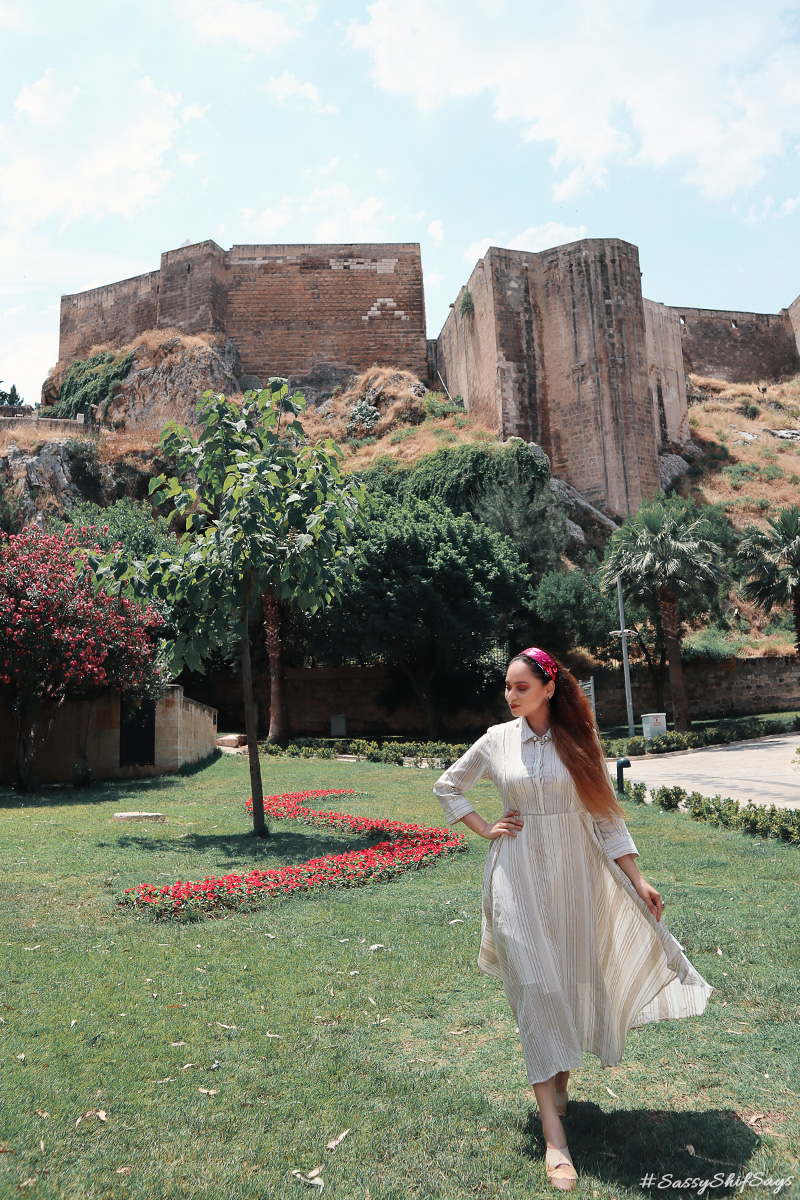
[670,372,800,530]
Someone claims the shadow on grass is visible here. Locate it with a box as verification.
[0,776,185,809]
[525,1102,766,1192]
[99,826,388,871]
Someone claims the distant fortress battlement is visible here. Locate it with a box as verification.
[58,238,800,516]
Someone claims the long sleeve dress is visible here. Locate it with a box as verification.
[433,717,714,1085]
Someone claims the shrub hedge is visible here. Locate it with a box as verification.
[649,783,800,845]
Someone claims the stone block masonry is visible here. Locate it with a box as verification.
[57,234,800,518]
[59,240,428,381]
[434,239,663,516]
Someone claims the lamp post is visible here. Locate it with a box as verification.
[610,576,635,739]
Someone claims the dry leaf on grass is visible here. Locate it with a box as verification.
[117,1166,132,1175]
[70,1020,77,1028]
[155,1077,175,1084]
[325,1129,350,1151]
[747,1114,765,1127]
[16,1054,25,1062]
[265,1031,282,1038]
[181,1063,195,1070]
[35,1111,48,1120]
[198,1088,218,1096]
[20,1178,37,1188]
[370,944,384,950]
[292,1165,324,1189]
[447,1029,469,1036]
[606,1087,619,1098]
[75,1109,107,1127]
[39,1140,44,1153]
[170,1041,187,1047]
[448,919,464,924]
[216,1022,237,1030]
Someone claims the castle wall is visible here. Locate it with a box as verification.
[434,257,501,427]
[58,241,429,380]
[60,270,160,362]
[435,239,661,516]
[224,244,427,379]
[643,299,690,448]
[673,305,800,382]
[788,293,800,358]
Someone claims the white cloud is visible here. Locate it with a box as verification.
[507,222,587,252]
[0,2,22,28]
[182,103,211,122]
[14,71,79,127]
[463,221,588,263]
[426,270,443,287]
[240,178,390,241]
[0,76,185,235]
[427,218,444,245]
[463,237,492,263]
[180,0,314,52]
[349,0,800,202]
[264,71,337,113]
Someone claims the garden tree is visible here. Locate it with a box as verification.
[736,504,800,651]
[0,526,166,788]
[597,495,727,732]
[302,495,530,736]
[473,461,567,581]
[93,383,362,837]
[59,497,179,560]
[532,556,620,661]
[0,382,23,406]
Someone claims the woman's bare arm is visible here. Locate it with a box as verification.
[615,852,664,921]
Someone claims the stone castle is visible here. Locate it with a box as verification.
[58,238,800,516]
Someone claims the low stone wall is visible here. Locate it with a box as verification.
[0,685,218,785]
[0,416,87,434]
[187,654,799,738]
[591,655,800,726]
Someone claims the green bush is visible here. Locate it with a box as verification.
[648,782,800,844]
[651,785,687,810]
[49,351,134,422]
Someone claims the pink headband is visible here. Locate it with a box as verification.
[519,646,558,683]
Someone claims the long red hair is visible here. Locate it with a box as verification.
[509,651,625,820]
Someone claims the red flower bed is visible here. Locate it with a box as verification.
[120,790,468,920]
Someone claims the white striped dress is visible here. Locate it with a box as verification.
[433,717,714,1084]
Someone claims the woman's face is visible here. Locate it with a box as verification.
[505,659,554,720]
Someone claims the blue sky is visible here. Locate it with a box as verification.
[1,0,799,405]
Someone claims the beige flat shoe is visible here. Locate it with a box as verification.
[535,1090,568,1121]
[545,1144,578,1192]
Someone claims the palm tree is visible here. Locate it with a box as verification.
[598,502,726,732]
[736,504,800,652]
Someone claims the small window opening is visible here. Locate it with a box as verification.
[187,264,191,274]
[679,316,685,325]
[731,319,737,328]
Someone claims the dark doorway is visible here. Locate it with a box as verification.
[120,695,156,766]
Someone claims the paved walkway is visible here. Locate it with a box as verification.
[608,732,800,811]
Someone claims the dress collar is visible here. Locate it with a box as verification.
[519,717,552,744]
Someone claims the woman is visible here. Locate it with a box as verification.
[433,647,713,1192]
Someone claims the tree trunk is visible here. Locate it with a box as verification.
[240,607,269,838]
[793,586,800,654]
[13,697,65,790]
[658,587,692,732]
[263,587,290,740]
[399,660,439,738]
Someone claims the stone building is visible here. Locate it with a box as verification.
[56,237,800,517]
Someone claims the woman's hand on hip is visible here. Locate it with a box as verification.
[483,810,524,841]
[635,878,664,922]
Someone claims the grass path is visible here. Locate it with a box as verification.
[1,757,798,1198]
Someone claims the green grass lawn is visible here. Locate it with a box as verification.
[1,756,798,1199]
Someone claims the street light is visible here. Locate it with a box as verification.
[609,576,635,738]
